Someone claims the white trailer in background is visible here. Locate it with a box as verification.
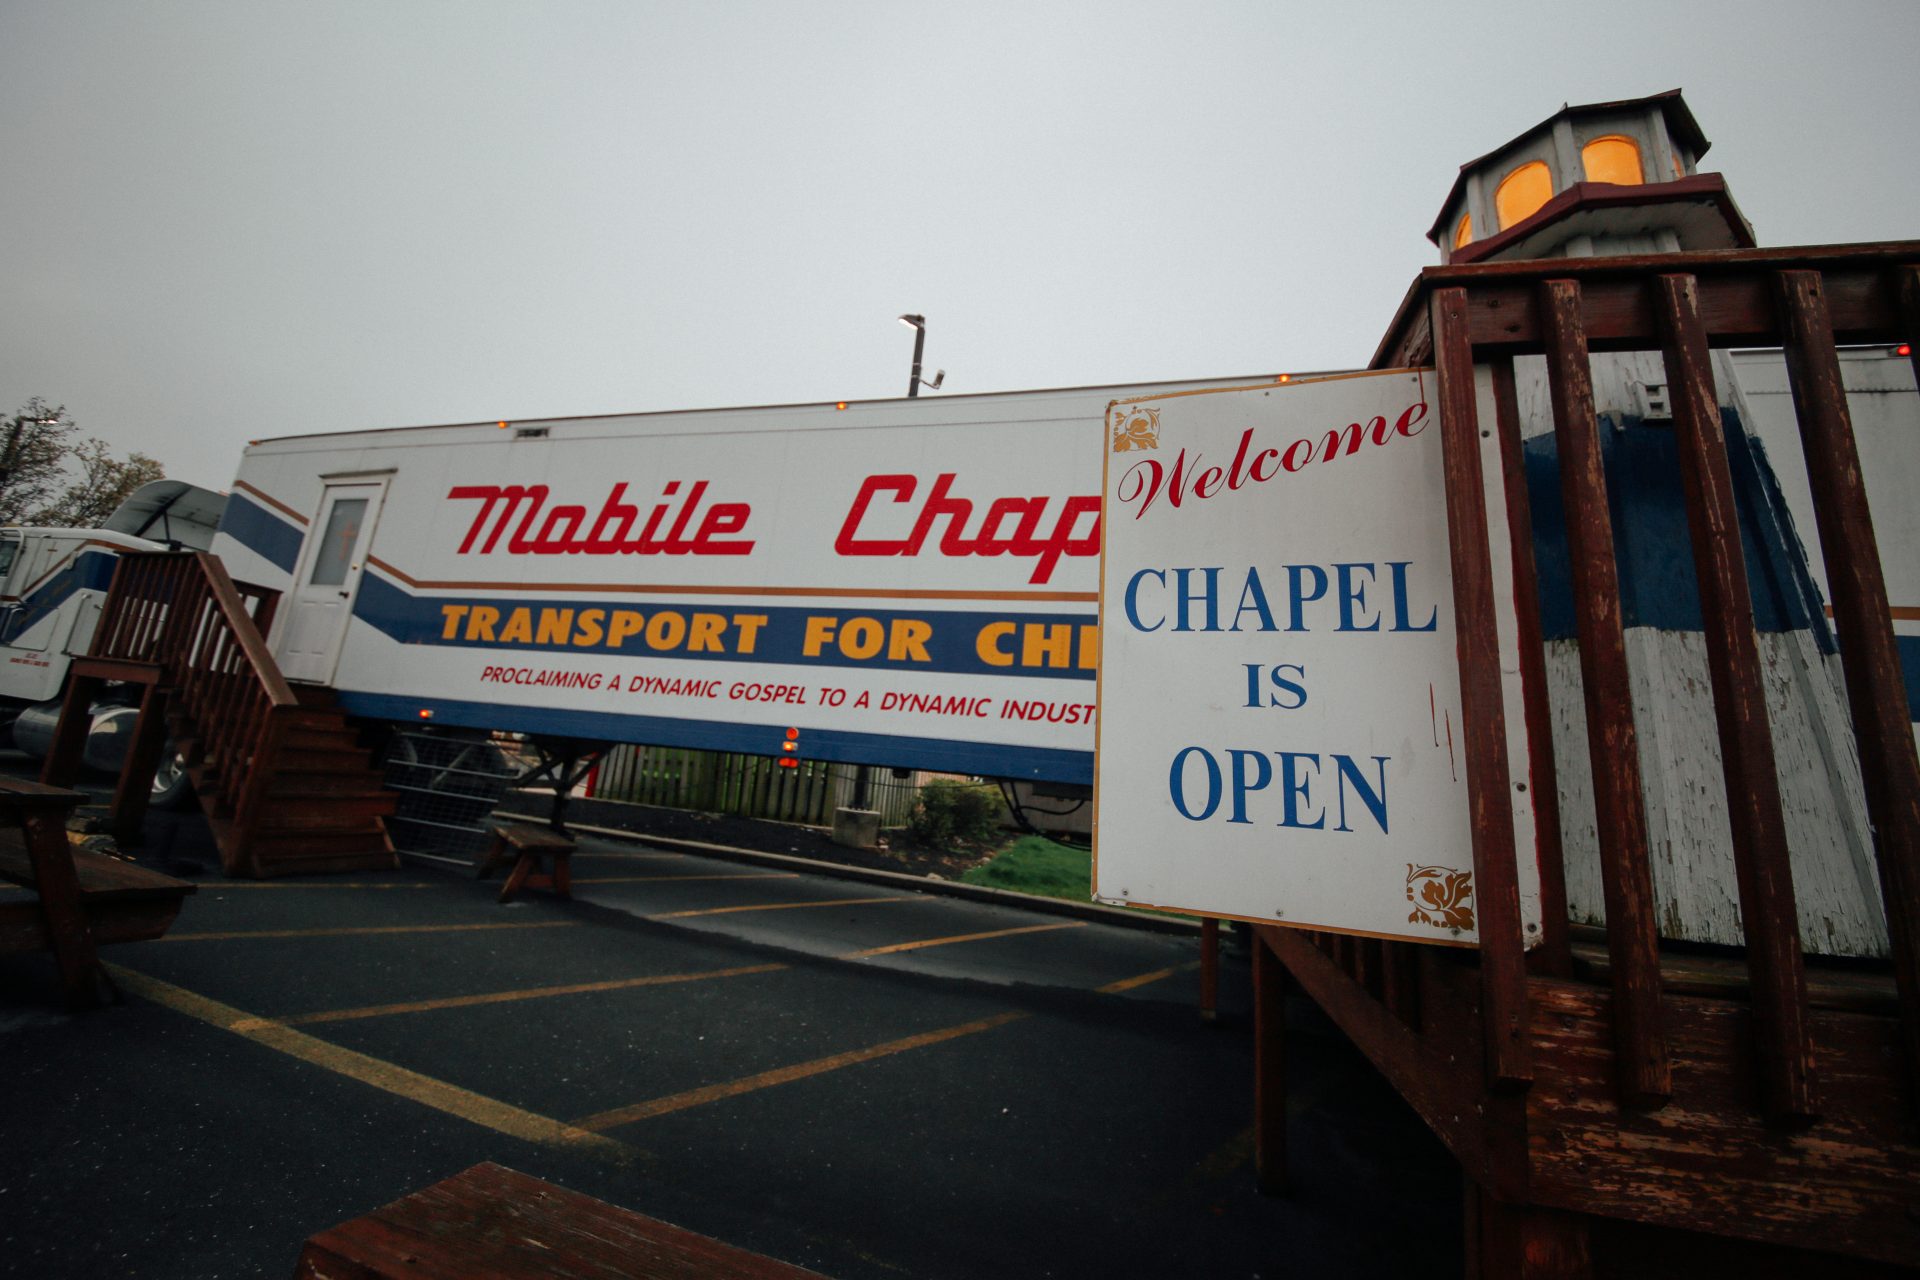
[0,481,227,796]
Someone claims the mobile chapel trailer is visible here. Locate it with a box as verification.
[197,373,1308,868]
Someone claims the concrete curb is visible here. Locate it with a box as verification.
[493,810,1203,938]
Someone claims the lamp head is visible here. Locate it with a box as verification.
[898,313,925,330]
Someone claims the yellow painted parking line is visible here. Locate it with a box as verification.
[573,873,799,885]
[161,921,577,943]
[105,964,631,1162]
[575,1011,1028,1132]
[202,882,443,890]
[256,962,789,1029]
[843,921,1086,958]
[649,895,922,920]
[1096,960,1199,995]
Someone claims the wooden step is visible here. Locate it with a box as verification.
[168,705,353,737]
[257,794,399,828]
[267,772,401,799]
[269,747,375,774]
[197,770,394,812]
[285,726,364,752]
[201,812,396,878]
[246,841,399,878]
[238,828,398,878]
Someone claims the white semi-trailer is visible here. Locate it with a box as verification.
[210,375,1304,787]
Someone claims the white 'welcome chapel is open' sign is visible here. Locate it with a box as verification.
[1093,371,1541,946]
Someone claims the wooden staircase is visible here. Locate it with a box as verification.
[175,685,398,877]
[43,551,398,877]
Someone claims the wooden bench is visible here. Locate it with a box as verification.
[476,821,576,903]
[291,1161,833,1279]
[0,778,195,1007]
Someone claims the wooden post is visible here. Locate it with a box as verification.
[1381,940,1420,1030]
[1655,274,1817,1125]
[1199,917,1219,1022]
[109,683,172,848]
[1252,927,1287,1196]
[1489,357,1571,976]
[3,782,102,1009]
[39,673,106,789]
[1430,287,1534,1093]
[1465,1183,1593,1280]
[1537,278,1670,1110]
[1776,269,1920,1115]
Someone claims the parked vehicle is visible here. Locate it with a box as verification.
[0,480,227,803]
[208,373,1309,787]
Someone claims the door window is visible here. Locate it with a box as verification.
[309,499,368,586]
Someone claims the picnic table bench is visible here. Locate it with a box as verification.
[0,777,195,1007]
[476,821,576,904]
[292,1161,833,1279]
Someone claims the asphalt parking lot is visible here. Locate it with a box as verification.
[2,792,1458,1279]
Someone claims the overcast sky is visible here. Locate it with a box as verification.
[3,0,1916,490]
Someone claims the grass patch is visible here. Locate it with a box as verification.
[959,835,1091,902]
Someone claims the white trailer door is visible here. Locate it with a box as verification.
[276,479,388,684]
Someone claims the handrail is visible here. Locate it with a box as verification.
[88,550,293,872]
[1370,241,1920,1126]
[191,552,296,708]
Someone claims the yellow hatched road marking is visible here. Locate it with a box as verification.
[265,917,1107,1028]
[104,965,631,1162]
[161,921,577,943]
[844,921,1085,957]
[566,958,1190,1129]
[1096,961,1198,994]
[574,1011,1028,1132]
[255,963,789,1029]
[649,895,922,920]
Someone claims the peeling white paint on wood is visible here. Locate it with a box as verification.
[1547,630,1886,957]
[1486,349,1906,958]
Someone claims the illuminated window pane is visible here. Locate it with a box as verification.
[1453,212,1473,249]
[1495,161,1553,230]
[1581,136,1643,186]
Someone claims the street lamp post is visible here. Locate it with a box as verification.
[899,313,927,397]
[897,314,944,397]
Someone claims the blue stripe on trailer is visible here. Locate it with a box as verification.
[217,490,303,573]
[350,571,1096,683]
[1,549,119,642]
[334,689,1094,783]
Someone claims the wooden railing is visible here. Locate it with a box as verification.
[1372,240,1920,1127]
[89,551,294,836]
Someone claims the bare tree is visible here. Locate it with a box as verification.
[0,399,165,527]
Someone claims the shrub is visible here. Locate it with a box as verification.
[908,778,1004,847]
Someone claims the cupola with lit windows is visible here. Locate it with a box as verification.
[1428,89,1755,264]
